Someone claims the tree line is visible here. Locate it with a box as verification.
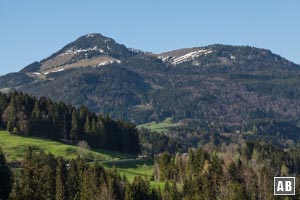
[0,147,163,200]
[0,91,140,154]
[3,142,300,199]
[154,142,300,199]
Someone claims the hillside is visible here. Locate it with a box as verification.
[0,131,132,162]
[0,92,140,155]
[1,34,300,145]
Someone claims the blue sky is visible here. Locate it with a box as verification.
[0,0,299,75]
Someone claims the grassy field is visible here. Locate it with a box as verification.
[104,159,165,189]
[137,117,180,133]
[0,131,131,162]
[104,159,154,181]
[0,130,164,187]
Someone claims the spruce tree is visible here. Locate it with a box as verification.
[56,157,67,200]
[0,148,12,200]
[130,176,151,200]
[80,166,100,200]
[19,147,38,200]
[9,179,21,200]
[66,159,81,200]
[124,181,133,200]
[100,182,115,200]
[31,100,41,120]
[70,110,79,142]
[6,96,18,133]
[84,115,91,134]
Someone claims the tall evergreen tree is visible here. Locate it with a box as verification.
[31,100,41,120]
[80,166,100,200]
[66,159,81,200]
[70,110,79,142]
[127,176,151,200]
[84,115,91,134]
[125,181,133,200]
[19,147,39,200]
[0,148,12,200]
[163,182,180,200]
[56,157,67,200]
[208,152,223,199]
[0,93,8,127]
[6,95,18,133]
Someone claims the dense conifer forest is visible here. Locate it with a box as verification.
[0,91,140,154]
[2,142,300,199]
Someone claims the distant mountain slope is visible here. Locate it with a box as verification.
[1,34,300,135]
[20,65,151,121]
[0,72,34,88]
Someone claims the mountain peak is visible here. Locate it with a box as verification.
[85,33,103,38]
[72,33,115,46]
[20,33,136,74]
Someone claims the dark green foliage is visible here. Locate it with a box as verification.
[0,93,9,127]
[56,157,67,200]
[80,166,100,200]
[0,148,12,200]
[154,144,300,199]
[243,141,300,174]
[155,152,175,181]
[163,182,180,200]
[155,149,224,199]
[125,176,151,200]
[70,110,79,142]
[249,120,300,143]
[0,91,140,154]
[138,128,181,157]
[187,148,207,177]
[4,143,300,199]
[66,159,82,200]
[20,66,151,124]
[9,149,126,200]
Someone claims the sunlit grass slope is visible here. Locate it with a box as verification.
[137,117,180,133]
[0,131,131,162]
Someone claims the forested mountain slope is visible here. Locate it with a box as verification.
[1,34,300,140]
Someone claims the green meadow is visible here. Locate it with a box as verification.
[0,130,164,186]
[104,159,154,180]
[0,131,130,162]
[104,159,165,189]
[0,130,169,188]
[137,117,180,133]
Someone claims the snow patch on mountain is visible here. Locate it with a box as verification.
[97,59,121,67]
[61,46,104,55]
[129,48,143,54]
[86,34,96,38]
[159,49,213,65]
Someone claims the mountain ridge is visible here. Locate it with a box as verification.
[20,33,299,75]
[2,33,300,141]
